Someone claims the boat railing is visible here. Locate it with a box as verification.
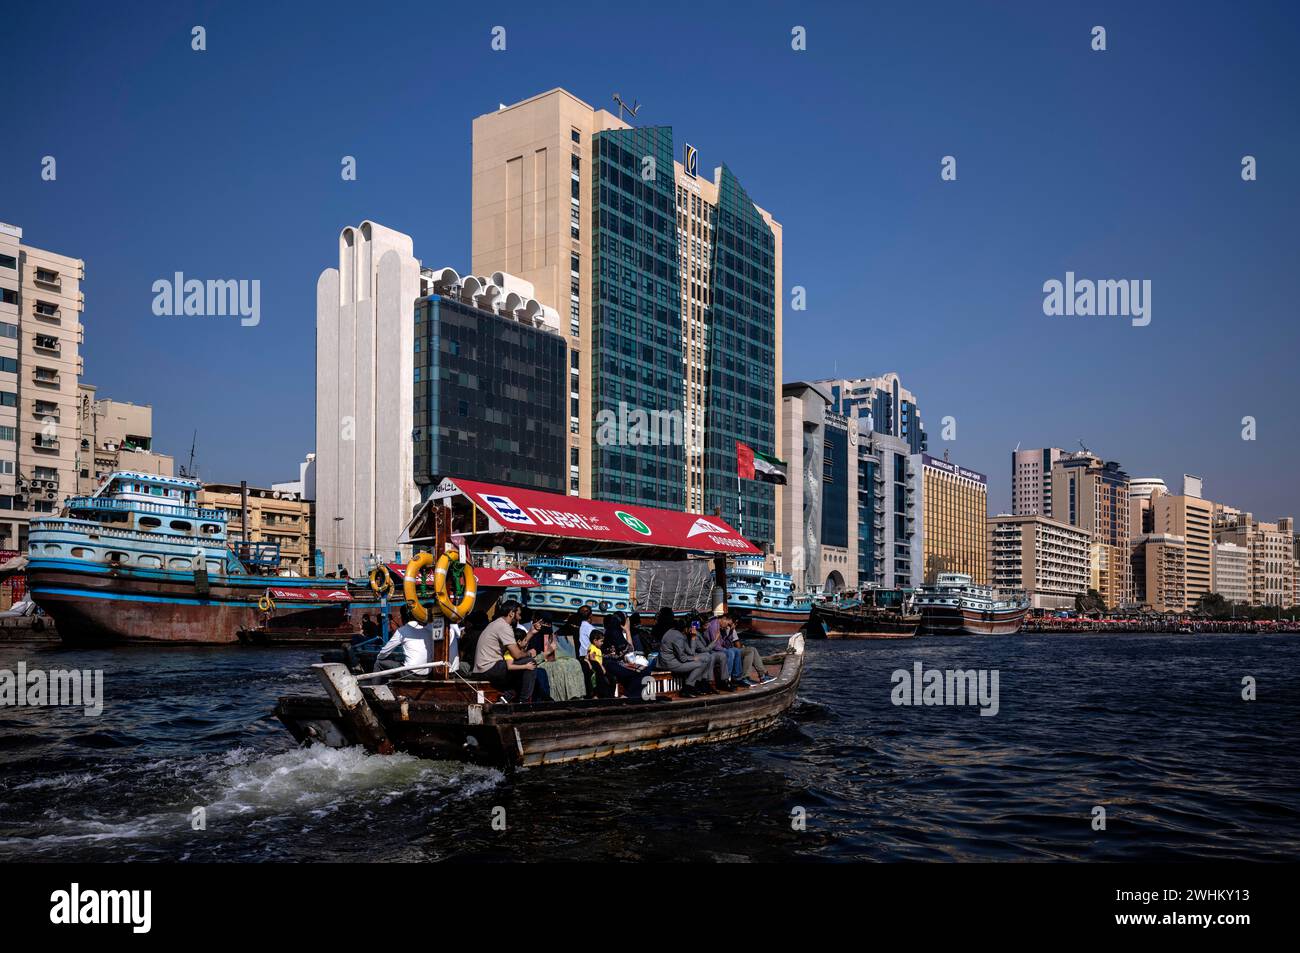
[65,495,227,523]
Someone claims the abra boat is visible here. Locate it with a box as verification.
[723,556,813,637]
[276,477,804,766]
[913,572,1029,635]
[812,588,920,639]
[26,471,373,644]
[506,556,633,623]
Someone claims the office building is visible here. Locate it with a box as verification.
[1151,492,1214,611]
[911,453,988,584]
[860,429,918,590]
[1131,533,1187,613]
[821,373,927,455]
[0,222,84,550]
[1212,541,1250,605]
[413,268,567,495]
[1010,447,1064,517]
[76,384,174,494]
[781,381,857,591]
[988,513,1091,610]
[470,88,784,551]
[315,221,421,575]
[1215,512,1295,607]
[1050,452,1131,608]
[273,452,317,500]
[1126,477,1168,538]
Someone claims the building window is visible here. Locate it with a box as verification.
[0,254,15,269]
[0,289,15,306]
[0,323,15,339]
[571,128,580,143]
[0,392,15,407]
[0,426,13,441]
[0,461,12,475]
[0,358,14,373]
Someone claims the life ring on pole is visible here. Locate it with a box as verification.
[369,564,394,597]
[403,551,436,623]
[258,592,276,613]
[434,550,477,621]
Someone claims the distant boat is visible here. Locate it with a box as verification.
[26,471,370,644]
[506,556,633,623]
[722,556,813,637]
[812,588,920,639]
[914,573,1029,635]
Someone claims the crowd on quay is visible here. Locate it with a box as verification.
[1021,617,1300,634]
[362,600,776,704]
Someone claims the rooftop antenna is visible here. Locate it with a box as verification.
[612,93,640,123]
[180,430,198,479]
[1078,439,1091,456]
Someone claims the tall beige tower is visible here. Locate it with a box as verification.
[0,222,84,550]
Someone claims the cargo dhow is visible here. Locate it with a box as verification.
[913,572,1029,635]
[25,471,370,644]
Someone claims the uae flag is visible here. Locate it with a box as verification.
[737,441,788,485]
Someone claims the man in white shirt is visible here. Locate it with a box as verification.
[375,606,436,676]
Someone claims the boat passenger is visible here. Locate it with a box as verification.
[650,607,676,650]
[706,609,745,684]
[656,624,713,697]
[688,617,733,691]
[374,605,435,677]
[473,600,548,704]
[537,621,586,702]
[601,612,650,698]
[588,630,612,697]
[576,605,597,657]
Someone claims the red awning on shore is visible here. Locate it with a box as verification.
[266,587,353,602]
[385,562,538,589]
[399,478,762,560]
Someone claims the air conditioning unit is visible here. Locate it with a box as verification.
[17,479,27,490]
[45,491,57,500]
[45,480,58,489]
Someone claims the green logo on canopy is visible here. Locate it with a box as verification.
[616,511,651,535]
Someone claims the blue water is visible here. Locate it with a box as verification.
[0,633,1296,861]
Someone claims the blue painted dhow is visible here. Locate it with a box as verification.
[26,472,367,644]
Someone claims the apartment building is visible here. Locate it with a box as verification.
[0,222,84,550]
[1152,493,1214,611]
[76,384,174,494]
[988,513,1091,610]
[196,483,316,576]
[1131,533,1187,613]
[1214,511,1296,607]
[1050,452,1131,608]
[1212,541,1250,605]
[1010,448,1065,517]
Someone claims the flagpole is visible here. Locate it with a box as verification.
[737,467,743,537]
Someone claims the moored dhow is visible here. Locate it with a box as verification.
[812,588,920,639]
[26,472,373,644]
[914,573,1029,635]
[722,556,813,637]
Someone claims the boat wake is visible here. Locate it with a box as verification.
[0,744,503,861]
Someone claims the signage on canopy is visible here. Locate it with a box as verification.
[425,479,761,558]
[388,562,539,589]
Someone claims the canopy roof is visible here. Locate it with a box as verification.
[399,478,761,561]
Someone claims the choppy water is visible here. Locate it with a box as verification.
[1,634,1297,861]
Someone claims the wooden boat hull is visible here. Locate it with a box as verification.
[812,605,920,639]
[919,604,1028,635]
[276,636,805,768]
[731,605,812,638]
[26,562,371,645]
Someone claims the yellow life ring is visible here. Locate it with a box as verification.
[369,564,394,596]
[434,550,477,621]
[258,592,276,612]
[403,551,436,623]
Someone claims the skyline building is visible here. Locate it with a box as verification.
[1050,452,1131,608]
[1152,492,1215,611]
[988,512,1091,610]
[912,452,988,585]
[470,88,784,551]
[1131,533,1188,613]
[1212,541,1250,604]
[0,222,84,551]
[1010,447,1064,517]
[1214,511,1296,608]
[820,373,927,455]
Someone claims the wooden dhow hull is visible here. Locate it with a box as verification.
[27,562,369,645]
[919,603,1028,635]
[812,605,920,639]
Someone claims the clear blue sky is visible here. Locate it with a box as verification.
[6,0,1298,517]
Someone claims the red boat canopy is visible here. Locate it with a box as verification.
[399,478,762,561]
[385,562,539,589]
[266,587,353,602]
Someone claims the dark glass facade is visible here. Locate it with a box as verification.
[413,294,567,494]
[591,125,685,508]
[822,425,848,549]
[704,165,777,545]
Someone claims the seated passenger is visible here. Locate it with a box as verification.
[601,613,650,698]
[706,609,745,685]
[688,617,734,692]
[374,606,434,677]
[734,633,776,686]
[656,624,713,697]
[472,599,549,704]
[536,620,586,701]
